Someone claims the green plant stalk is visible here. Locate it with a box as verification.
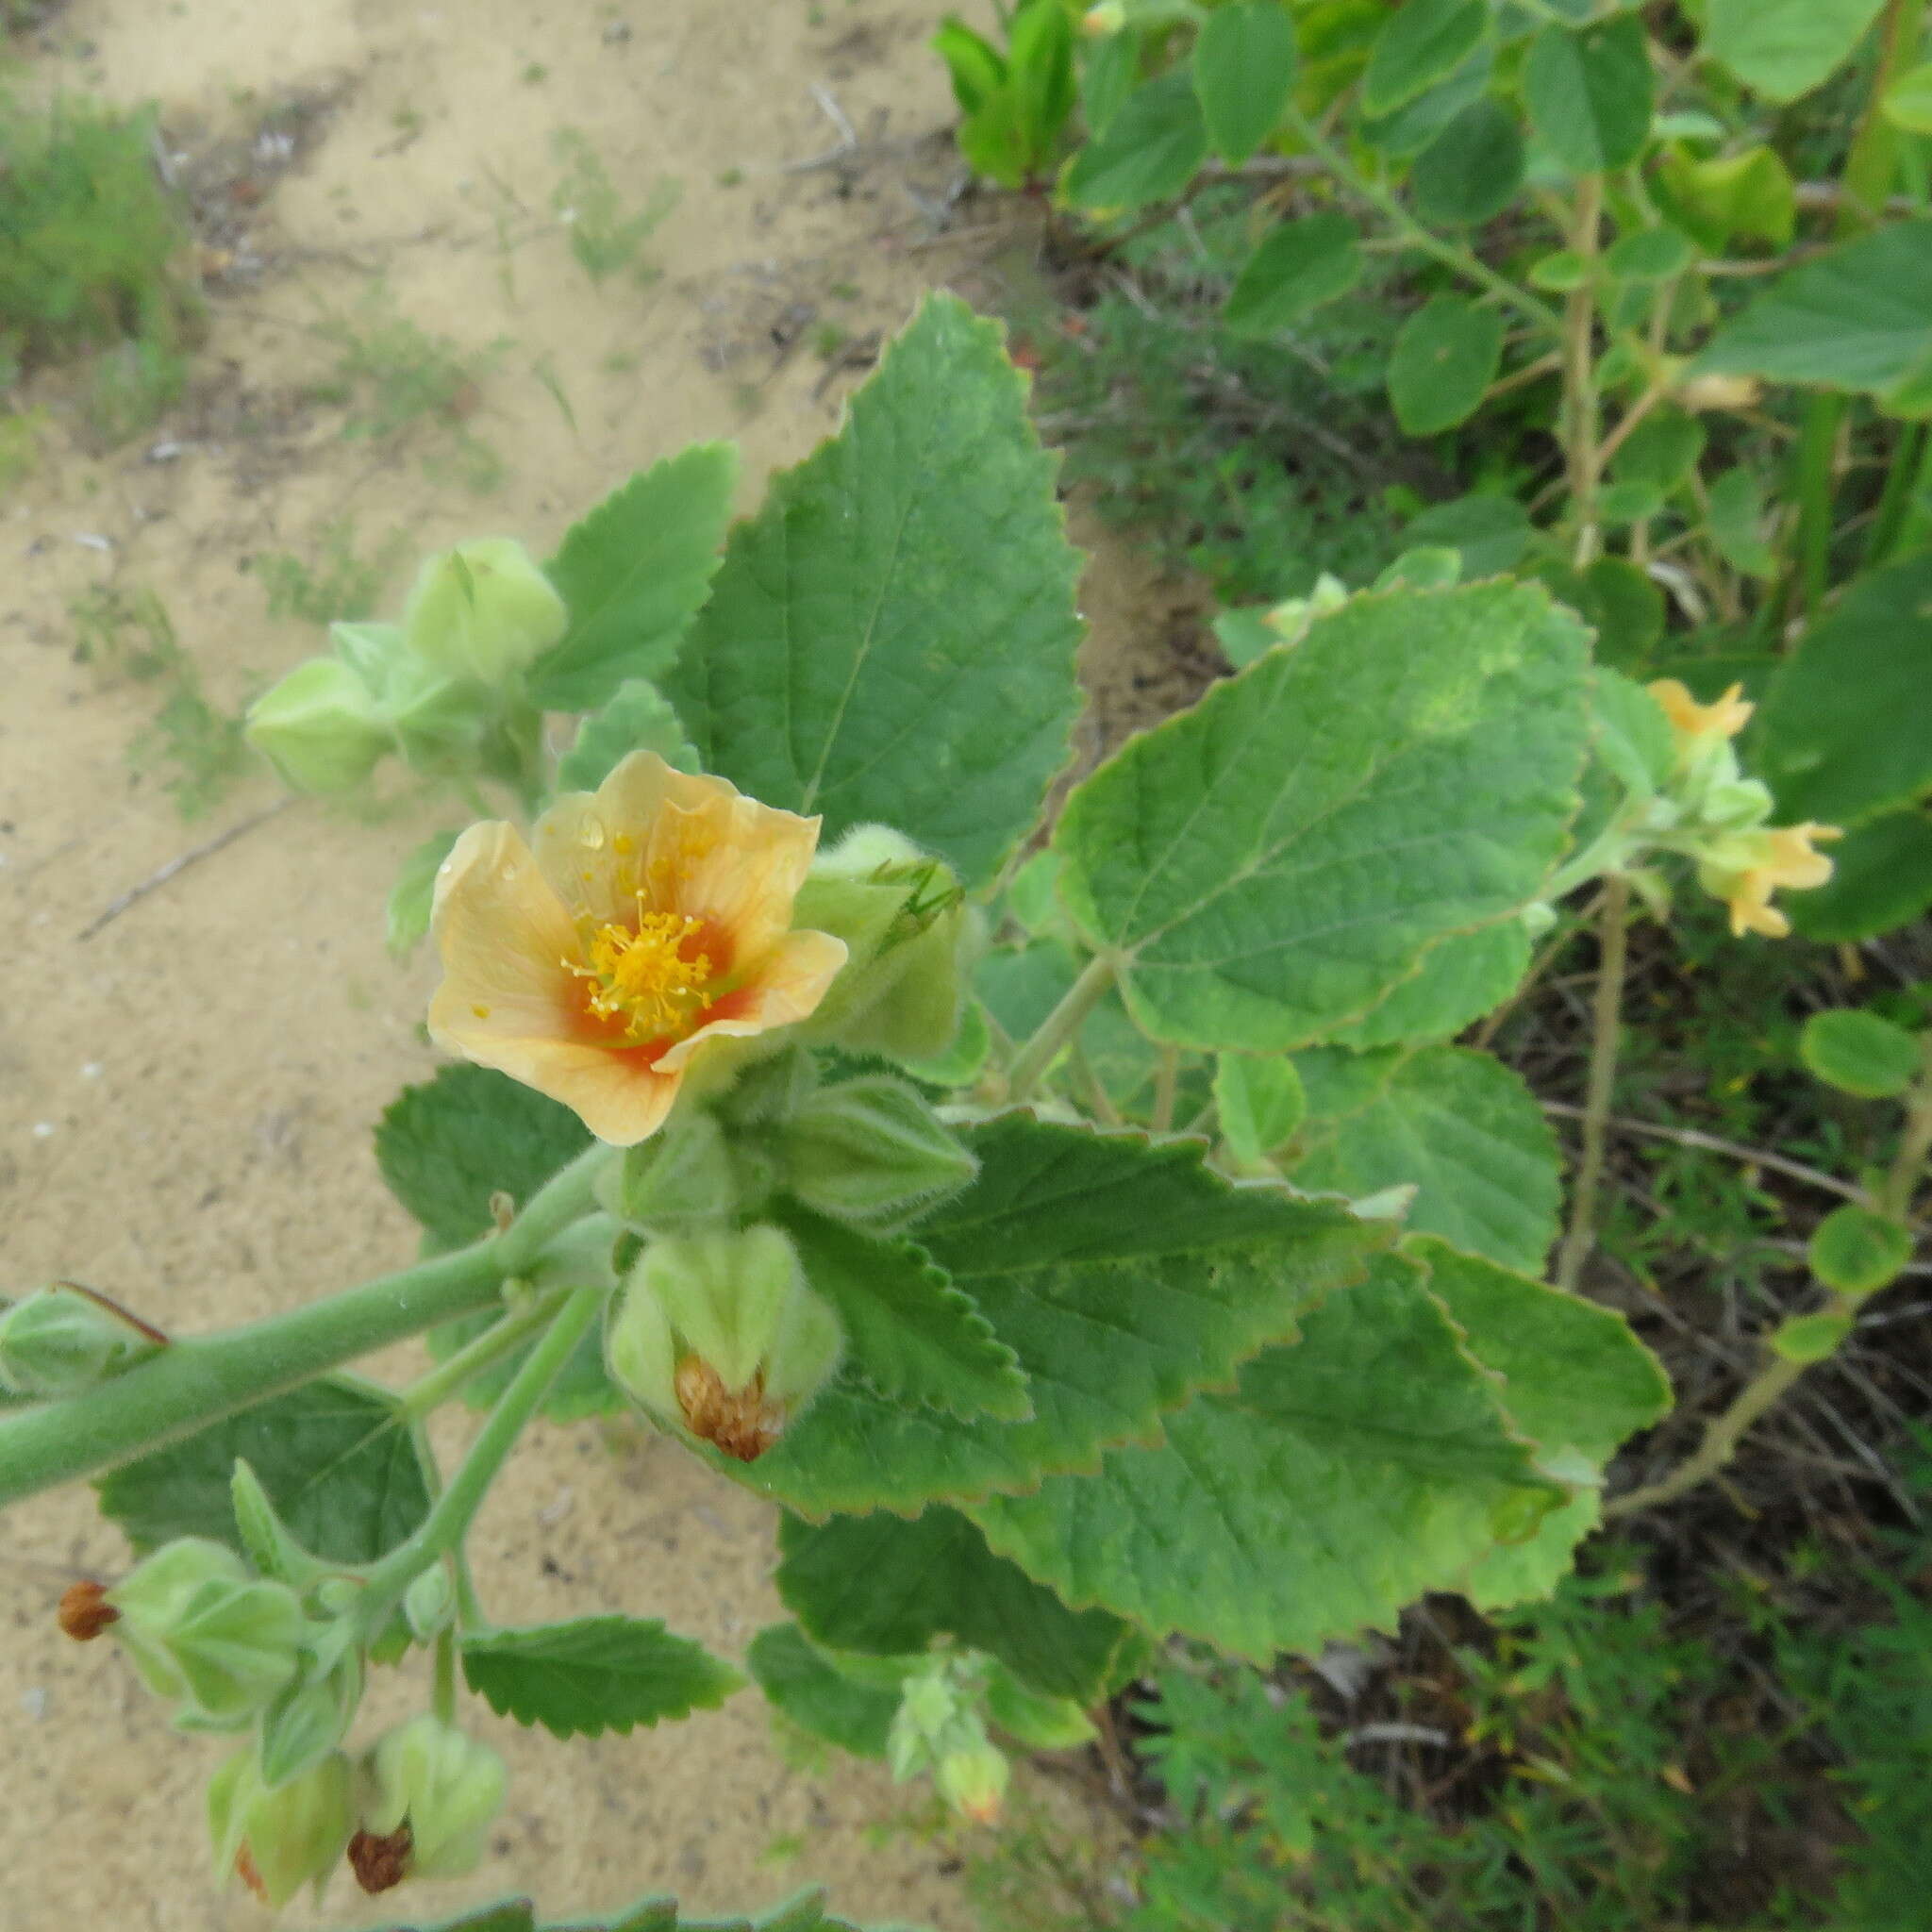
[0,1144,613,1509]
[433,1624,459,1725]
[1556,875,1630,1292]
[1005,953,1115,1102]
[1609,1059,1932,1517]
[1860,419,1925,567]
[1787,0,1924,613]
[1561,175,1606,567]
[1286,110,1562,335]
[1151,1044,1180,1134]
[356,1285,604,1625]
[400,1286,572,1420]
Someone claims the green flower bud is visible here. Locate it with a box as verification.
[1698,775,1774,832]
[359,1714,508,1881]
[935,1737,1010,1824]
[401,538,567,687]
[887,1654,1008,1821]
[598,1110,745,1235]
[403,1563,455,1643]
[379,653,498,775]
[229,1459,329,1590]
[779,1076,977,1231]
[208,1745,354,1907]
[606,1224,842,1461]
[245,657,390,794]
[985,1661,1097,1752]
[108,1538,305,1724]
[793,827,974,1063]
[258,1635,363,1788]
[0,1284,161,1397]
[716,1044,820,1127]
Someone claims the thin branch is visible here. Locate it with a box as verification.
[76,797,295,943]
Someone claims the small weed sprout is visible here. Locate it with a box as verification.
[255,520,408,628]
[72,586,251,820]
[549,127,679,286]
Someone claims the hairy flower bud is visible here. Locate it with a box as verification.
[792,826,973,1063]
[888,1654,1008,1824]
[244,656,390,795]
[0,1283,161,1397]
[358,1715,508,1882]
[208,1745,354,1908]
[402,538,567,687]
[402,1563,455,1643]
[606,1224,842,1461]
[258,1633,364,1788]
[108,1538,305,1725]
[779,1076,977,1230]
[598,1110,746,1235]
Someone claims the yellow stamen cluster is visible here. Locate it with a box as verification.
[569,908,712,1042]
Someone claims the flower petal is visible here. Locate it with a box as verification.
[427,822,583,1045]
[654,929,848,1074]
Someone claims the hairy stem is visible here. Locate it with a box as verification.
[1006,954,1115,1102]
[0,1144,614,1510]
[358,1286,605,1624]
[1151,1044,1180,1135]
[400,1289,572,1421]
[1556,876,1630,1292]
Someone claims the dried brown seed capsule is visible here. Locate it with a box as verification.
[58,1579,119,1641]
[675,1357,784,1463]
[347,1824,413,1894]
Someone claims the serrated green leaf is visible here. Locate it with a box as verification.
[1691,222,1932,403]
[376,1063,593,1254]
[1224,212,1362,337]
[528,442,738,712]
[463,1616,741,1740]
[782,1210,1029,1421]
[557,680,700,792]
[972,1252,1561,1660]
[1523,17,1653,175]
[1808,1206,1914,1297]
[1193,0,1298,164]
[1703,0,1887,104]
[663,294,1081,886]
[96,1377,432,1563]
[361,1901,537,1932]
[747,1622,901,1757]
[1757,555,1932,830]
[1787,808,1932,941]
[1214,1053,1307,1166]
[1800,1008,1924,1098]
[1414,1238,1672,1609]
[1412,95,1525,225]
[777,1505,1141,1701]
[1053,581,1590,1053]
[738,1115,1380,1516]
[1289,1045,1561,1274]
[1389,295,1505,435]
[1362,0,1487,117]
[1324,923,1532,1051]
[1063,68,1209,208]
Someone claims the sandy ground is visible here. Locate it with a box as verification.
[0,2,1131,1925]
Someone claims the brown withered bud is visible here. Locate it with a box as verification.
[58,1579,120,1641]
[347,1824,412,1895]
[674,1357,784,1463]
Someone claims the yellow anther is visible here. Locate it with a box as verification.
[567,910,713,1042]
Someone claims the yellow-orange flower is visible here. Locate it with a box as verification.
[1706,822,1841,939]
[427,753,847,1144]
[1649,677,1754,742]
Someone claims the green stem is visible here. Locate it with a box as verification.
[400,1288,570,1420]
[1287,110,1561,335]
[1151,1045,1180,1135]
[0,1143,614,1511]
[358,1286,604,1624]
[1006,954,1115,1102]
[1880,1062,1932,1222]
[1562,175,1606,566]
[1556,875,1630,1293]
[1860,420,1925,568]
[432,1624,459,1724]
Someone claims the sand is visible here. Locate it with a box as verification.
[0,2,1109,1924]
